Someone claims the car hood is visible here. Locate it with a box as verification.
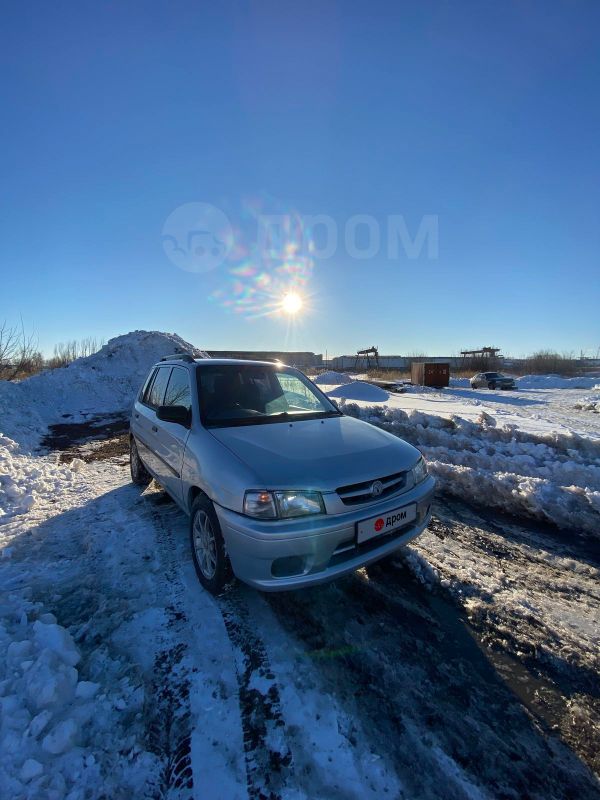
[209,415,420,491]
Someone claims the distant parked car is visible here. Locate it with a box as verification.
[130,355,435,594]
[470,372,516,390]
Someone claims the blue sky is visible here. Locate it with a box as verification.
[1,1,599,358]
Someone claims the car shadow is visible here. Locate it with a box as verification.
[266,559,600,798]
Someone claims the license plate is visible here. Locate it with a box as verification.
[356,503,417,544]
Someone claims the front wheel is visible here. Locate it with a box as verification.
[130,437,151,486]
[488,382,496,390]
[190,496,233,595]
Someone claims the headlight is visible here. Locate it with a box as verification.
[274,491,324,518]
[243,490,324,519]
[412,456,428,485]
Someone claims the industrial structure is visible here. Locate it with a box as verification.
[460,346,503,371]
[354,346,380,371]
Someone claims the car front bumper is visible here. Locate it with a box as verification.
[214,476,435,591]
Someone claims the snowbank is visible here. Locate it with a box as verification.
[0,331,201,449]
[339,400,600,536]
[450,374,599,390]
[517,375,599,390]
[0,434,84,520]
[313,370,353,385]
[0,512,161,797]
[326,381,389,402]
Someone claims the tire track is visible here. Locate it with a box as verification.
[217,588,294,800]
[150,493,295,800]
[146,499,195,800]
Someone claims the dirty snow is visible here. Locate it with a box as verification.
[1,331,600,797]
[0,331,201,450]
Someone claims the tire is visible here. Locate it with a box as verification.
[190,495,234,595]
[130,437,151,486]
[488,382,496,390]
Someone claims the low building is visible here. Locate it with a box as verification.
[207,350,323,368]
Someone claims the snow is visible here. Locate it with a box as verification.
[451,374,600,390]
[338,399,600,536]
[326,381,389,402]
[313,370,353,385]
[517,374,599,389]
[1,331,599,795]
[1,433,84,520]
[0,330,201,449]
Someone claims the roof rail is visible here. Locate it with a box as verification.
[160,353,196,363]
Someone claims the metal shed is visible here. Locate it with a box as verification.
[411,362,450,388]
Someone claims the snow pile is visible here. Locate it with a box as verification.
[0,434,84,520]
[0,607,157,797]
[517,375,599,390]
[313,370,353,385]
[0,330,201,449]
[339,401,600,535]
[326,381,389,402]
[574,392,600,414]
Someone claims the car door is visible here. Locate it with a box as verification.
[134,365,172,477]
[151,366,192,502]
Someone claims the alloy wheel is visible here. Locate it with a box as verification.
[192,510,218,579]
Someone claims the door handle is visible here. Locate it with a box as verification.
[134,413,139,418]
[152,425,158,433]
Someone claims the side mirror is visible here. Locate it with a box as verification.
[156,405,191,427]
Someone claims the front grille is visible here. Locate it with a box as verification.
[336,470,408,506]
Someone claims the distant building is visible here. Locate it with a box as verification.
[207,350,323,368]
[328,354,462,370]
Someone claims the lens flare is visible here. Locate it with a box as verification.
[208,196,316,322]
[281,292,303,314]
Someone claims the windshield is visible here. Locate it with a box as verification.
[197,364,341,427]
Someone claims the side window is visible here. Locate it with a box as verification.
[140,368,157,403]
[147,366,172,409]
[164,367,192,413]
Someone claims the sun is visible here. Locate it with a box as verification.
[281,291,303,315]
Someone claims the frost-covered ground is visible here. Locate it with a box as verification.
[1,332,599,798]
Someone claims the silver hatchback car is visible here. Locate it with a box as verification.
[130,355,435,594]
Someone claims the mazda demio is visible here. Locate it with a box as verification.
[130,355,435,594]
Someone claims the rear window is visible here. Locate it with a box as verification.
[146,366,172,408]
